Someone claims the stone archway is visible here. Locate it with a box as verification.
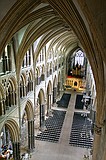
[1,119,20,160]
[21,100,35,153]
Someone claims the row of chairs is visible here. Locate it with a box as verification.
[57,93,71,108]
[69,112,93,148]
[35,110,66,143]
[75,95,84,109]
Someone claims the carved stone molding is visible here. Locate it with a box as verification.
[94,124,102,135]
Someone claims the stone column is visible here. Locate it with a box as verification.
[22,59,24,67]
[102,140,106,160]
[28,120,31,152]
[14,92,17,105]
[38,77,41,85]
[31,120,35,149]
[48,94,53,117]
[27,81,29,92]
[40,104,45,128]
[20,85,22,98]
[8,91,11,107]
[7,44,12,71]
[49,94,52,109]
[12,142,20,160]
[29,81,31,91]
[46,94,51,116]
[5,95,9,110]
[0,100,3,115]
[3,99,6,114]
[58,81,61,95]
[9,91,13,107]
[28,120,35,152]
[26,53,28,66]
[34,101,40,129]
[46,94,49,116]
[35,77,37,85]
[2,52,6,73]
[48,94,51,110]
[29,49,31,65]
[31,81,33,91]
[21,85,24,97]
[23,85,26,97]
[92,124,102,160]
[11,91,15,105]
[50,93,53,107]
[17,81,21,160]
[39,104,42,127]
[26,84,28,96]
[5,56,9,71]
[53,87,57,103]
[42,105,45,124]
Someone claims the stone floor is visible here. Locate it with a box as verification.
[30,91,93,160]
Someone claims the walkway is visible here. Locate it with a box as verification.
[30,91,92,160]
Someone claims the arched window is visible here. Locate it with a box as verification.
[75,50,84,66]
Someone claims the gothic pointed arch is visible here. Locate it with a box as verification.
[0,118,20,159]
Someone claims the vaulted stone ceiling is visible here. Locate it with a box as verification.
[0,0,106,125]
